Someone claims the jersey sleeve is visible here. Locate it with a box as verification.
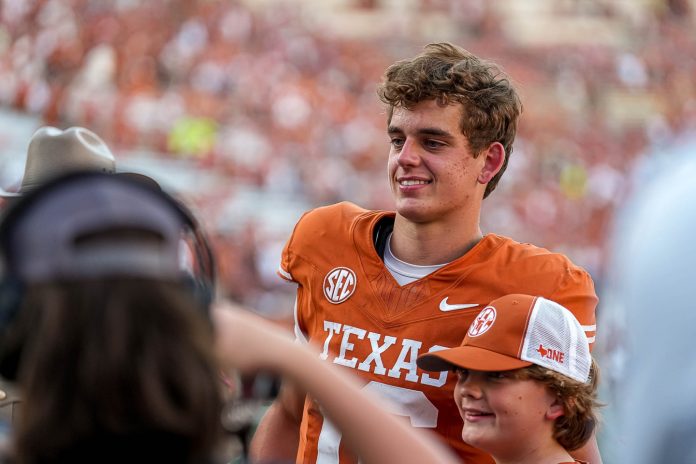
[277,210,311,340]
[276,202,368,345]
[548,265,598,349]
[277,211,310,284]
[278,202,364,282]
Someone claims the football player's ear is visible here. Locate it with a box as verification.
[477,142,505,184]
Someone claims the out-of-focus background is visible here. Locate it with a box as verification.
[1,0,695,461]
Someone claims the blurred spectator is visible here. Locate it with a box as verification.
[0,172,224,463]
[599,140,696,463]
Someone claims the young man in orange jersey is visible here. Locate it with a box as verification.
[250,43,601,463]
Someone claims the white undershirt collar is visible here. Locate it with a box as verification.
[383,233,448,286]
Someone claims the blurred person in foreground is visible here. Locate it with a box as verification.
[250,42,601,463]
[0,171,224,463]
[601,146,696,463]
[0,171,459,464]
[0,126,118,434]
[417,294,601,464]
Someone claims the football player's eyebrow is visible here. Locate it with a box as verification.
[387,126,454,139]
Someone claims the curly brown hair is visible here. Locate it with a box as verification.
[515,358,602,451]
[377,42,522,198]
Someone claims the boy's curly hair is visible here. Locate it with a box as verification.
[516,358,602,451]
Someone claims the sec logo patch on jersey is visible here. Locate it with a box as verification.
[323,267,357,304]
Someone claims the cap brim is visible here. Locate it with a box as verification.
[1,173,161,198]
[417,346,532,372]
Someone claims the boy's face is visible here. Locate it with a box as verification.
[386,99,487,224]
[453,368,561,458]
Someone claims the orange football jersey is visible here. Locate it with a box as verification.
[279,202,598,464]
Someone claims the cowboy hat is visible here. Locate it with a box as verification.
[0,126,116,197]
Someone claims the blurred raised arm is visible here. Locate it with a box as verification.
[213,303,457,464]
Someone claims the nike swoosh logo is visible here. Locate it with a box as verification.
[439,298,479,312]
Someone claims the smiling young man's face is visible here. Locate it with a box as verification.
[387,99,488,225]
[453,369,562,458]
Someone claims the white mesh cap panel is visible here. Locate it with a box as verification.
[519,297,591,383]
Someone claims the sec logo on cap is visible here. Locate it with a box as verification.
[468,306,497,337]
[323,267,357,304]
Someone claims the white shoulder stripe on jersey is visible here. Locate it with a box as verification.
[293,295,308,344]
[583,324,596,344]
[277,266,293,281]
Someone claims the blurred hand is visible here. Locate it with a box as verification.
[212,301,298,374]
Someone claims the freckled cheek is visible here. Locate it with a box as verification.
[494,398,521,418]
[446,162,475,190]
[506,395,525,417]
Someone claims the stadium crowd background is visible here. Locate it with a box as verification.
[2,1,696,461]
[1,0,695,320]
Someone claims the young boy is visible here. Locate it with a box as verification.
[417,294,600,464]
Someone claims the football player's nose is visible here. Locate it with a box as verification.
[396,140,421,167]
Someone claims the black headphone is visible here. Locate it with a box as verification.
[0,171,217,379]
